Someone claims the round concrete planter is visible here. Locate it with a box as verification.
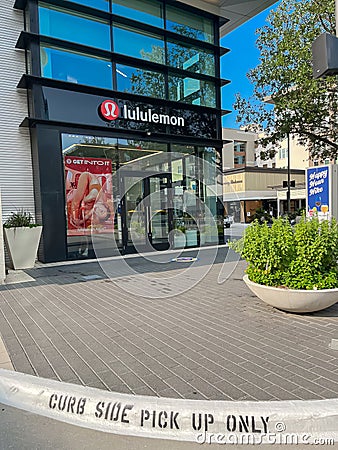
[243,275,338,313]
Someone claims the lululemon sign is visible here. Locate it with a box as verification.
[98,99,185,127]
[99,100,119,121]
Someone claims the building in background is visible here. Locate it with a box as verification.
[222,128,258,169]
[223,167,305,223]
[274,135,309,169]
[222,128,307,222]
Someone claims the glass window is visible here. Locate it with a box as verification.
[41,46,113,89]
[278,147,287,159]
[116,64,165,99]
[39,6,111,50]
[113,25,165,64]
[167,40,215,76]
[63,0,109,11]
[166,5,214,43]
[234,155,245,165]
[112,0,164,28]
[234,141,246,153]
[62,134,169,259]
[168,74,216,107]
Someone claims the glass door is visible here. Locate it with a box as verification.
[147,174,171,246]
[121,171,171,252]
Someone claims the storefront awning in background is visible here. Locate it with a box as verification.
[277,189,306,201]
[223,190,278,201]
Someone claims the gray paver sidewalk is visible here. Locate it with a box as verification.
[0,247,338,401]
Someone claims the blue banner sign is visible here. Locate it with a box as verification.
[307,166,330,217]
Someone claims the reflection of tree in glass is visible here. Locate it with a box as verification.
[131,47,165,98]
[81,136,107,145]
[169,23,209,43]
[131,36,215,107]
[78,137,120,169]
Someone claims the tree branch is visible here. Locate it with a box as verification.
[301,130,338,151]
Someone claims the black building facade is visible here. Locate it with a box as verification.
[14,0,227,262]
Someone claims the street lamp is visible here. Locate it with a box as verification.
[264,95,294,216]
[282,132,294,216]
[287,132,291,215]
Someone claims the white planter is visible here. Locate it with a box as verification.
[243,275,338,313]
[174,234,186,248]
[4,226,42,270]
[185,229,197,246]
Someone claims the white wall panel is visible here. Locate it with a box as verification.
[0,3,35,221]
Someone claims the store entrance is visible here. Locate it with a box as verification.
[61,133,221,260]
[121,170,172,253]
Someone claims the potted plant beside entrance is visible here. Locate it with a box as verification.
[230,216,338,313]
[3,210,42,270]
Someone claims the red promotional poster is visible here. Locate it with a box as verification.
[64,156,114,236]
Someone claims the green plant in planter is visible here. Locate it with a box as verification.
[174,225,186,234]
[3,210,40,228]
[230,216,338,290]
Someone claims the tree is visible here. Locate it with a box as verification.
[234,0,338,160]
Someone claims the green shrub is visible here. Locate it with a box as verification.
[230,216,338,290]
[3,210,40,228]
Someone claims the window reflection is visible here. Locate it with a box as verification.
[116,64,165,99]
[39,6,111,50]
[167,40,215,76]
[113,25,165,64]
[166,5,214,43]
[41,46,113,89]
[112,0,164,28]
[168,74,216,107]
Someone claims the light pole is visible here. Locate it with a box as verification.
[287,132,291,215]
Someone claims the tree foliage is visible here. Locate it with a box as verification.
[234,0,338,160]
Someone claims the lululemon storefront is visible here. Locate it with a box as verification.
[15,0,225,262]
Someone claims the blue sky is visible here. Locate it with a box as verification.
[220,3,279,129]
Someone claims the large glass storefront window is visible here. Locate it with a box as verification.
[166,5,214,43]
[39,5,111,50]
[116,64,166,99]
[41,46,113,88]
[168,74,216,107]
[62,134,169,258]
[167,40,215,76]
[112,0,164,28]
[113,25,165,64]
[171,145,219,247]
[61,135,220,258]
[36,3,218,104]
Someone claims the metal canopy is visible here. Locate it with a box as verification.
[177,0,277,36]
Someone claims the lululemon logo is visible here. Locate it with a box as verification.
[99,100,119,121]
